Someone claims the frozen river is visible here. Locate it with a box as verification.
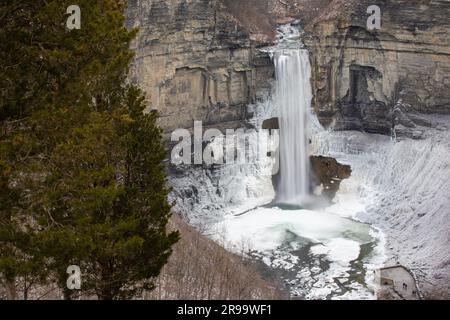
[212,197,386,299]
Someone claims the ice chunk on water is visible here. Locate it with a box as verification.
[311,239,361,266]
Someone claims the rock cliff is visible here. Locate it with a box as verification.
[125,0,333,136]
[126,0,450,137]
[125,0,275,135]
[305,0,450,136]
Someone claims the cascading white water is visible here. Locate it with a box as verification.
[274,49,313,204]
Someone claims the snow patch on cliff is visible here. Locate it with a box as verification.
[168,96,277,226]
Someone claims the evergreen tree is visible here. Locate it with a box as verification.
[1,0,179,299]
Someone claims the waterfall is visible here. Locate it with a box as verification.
[274,49,312,204]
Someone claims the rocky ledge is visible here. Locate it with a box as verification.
[305,0,450,136]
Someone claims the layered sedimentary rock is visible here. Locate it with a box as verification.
[126,0,275,135]
[125,0,335,137]
[305,0,450,136]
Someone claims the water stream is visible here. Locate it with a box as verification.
[275,49,312,204]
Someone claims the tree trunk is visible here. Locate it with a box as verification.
[5,278,17,300]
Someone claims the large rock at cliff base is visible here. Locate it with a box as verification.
[310,156,351,199]
[262,117,280,130]
[272,155,352,201]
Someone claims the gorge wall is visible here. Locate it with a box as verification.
[126,0,450,138]
[125,0,275,135]
[125,0,333,135]
[221,0,332,41]
[305,0,450,136]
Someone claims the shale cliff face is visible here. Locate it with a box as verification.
[125,0,274,135]
[306,0,450,136]
[125,0,334,135]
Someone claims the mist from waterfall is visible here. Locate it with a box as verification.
[274,49,313,204]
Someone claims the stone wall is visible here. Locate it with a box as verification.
[305,0,450,135]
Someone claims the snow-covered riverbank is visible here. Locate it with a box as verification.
[168,117,450,299]
[311,118,450,298]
